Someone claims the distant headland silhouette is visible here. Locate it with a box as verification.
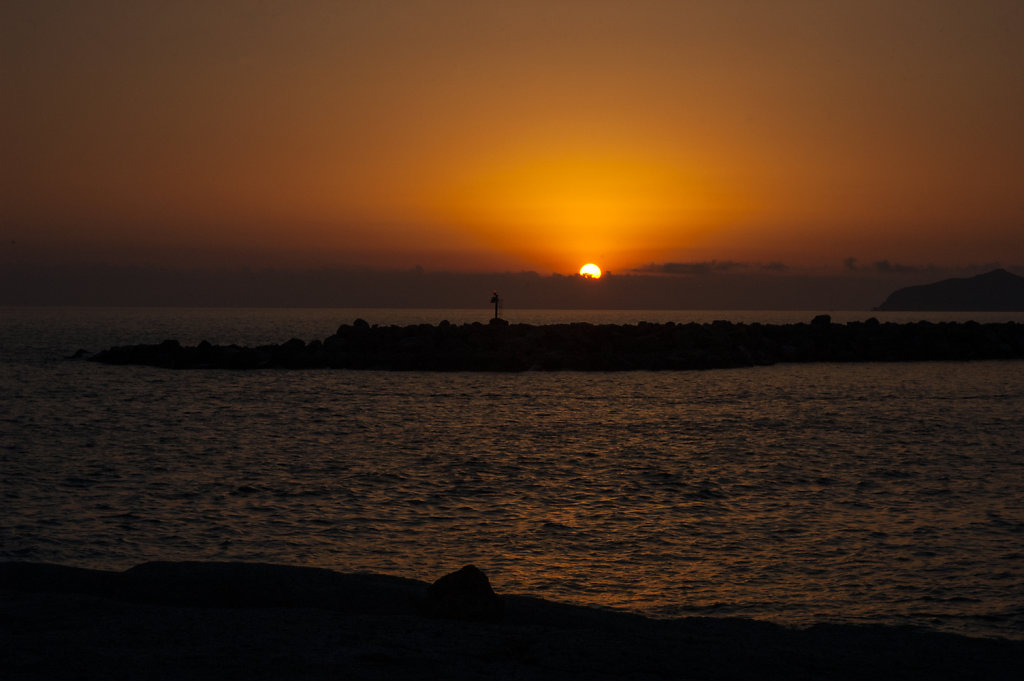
[876,269,1024,311]
[88,316,1024,371]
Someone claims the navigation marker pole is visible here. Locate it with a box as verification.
[490,290,502,320]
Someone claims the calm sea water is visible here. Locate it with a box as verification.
[3,307,1023,640]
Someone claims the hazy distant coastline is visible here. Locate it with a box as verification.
[6,263,1023,309]
[877,268,1024,311]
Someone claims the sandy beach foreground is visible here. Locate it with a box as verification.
[2,561,1021,680]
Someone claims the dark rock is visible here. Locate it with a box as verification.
[420,565,503,622]
[5,560,1024,680]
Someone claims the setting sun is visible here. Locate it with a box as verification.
[579,263,602,279]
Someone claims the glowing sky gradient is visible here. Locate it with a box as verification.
[3,1,1023,274]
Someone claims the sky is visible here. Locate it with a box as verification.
[3,0,1023,280]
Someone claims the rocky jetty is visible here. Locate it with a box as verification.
[88,316,1024,371]
[877,268,1024,311]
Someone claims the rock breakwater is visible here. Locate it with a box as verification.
[89,317,1024,371]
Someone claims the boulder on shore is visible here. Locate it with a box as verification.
[420,565,504,622]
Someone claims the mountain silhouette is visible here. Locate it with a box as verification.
[876,269,1024,311]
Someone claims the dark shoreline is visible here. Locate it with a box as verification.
[88,317,1024,371]
[3,561,1022,680]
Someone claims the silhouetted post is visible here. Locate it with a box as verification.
[490,290,501,320]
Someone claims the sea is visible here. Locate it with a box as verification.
[2,307,1023,640]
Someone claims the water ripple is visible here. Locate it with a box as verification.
[3,315,1024,639]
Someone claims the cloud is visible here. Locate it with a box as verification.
[632,260,752,275]
[871,259,921,274]
[843,258,1011,277]
[866,260,1004,275]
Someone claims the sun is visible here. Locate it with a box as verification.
[579,263,602,279]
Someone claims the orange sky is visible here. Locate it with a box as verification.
[3,1,1023,274]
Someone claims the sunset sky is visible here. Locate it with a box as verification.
[3,0,1023,276]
